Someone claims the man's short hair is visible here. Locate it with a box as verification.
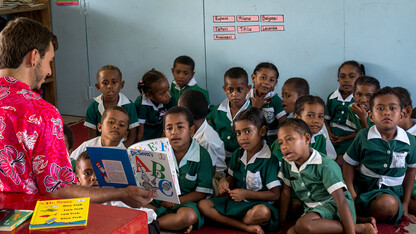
[0,17,58,69]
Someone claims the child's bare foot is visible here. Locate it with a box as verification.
[358,216,378,233]
[355,223,377,234]
[184,225,193,234]
[244,224,264,234]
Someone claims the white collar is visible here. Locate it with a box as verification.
[407,120,416,136]
[218,98,251,122]
[94,93,131,115]
[193,119,208,140]
[175,139,200,168]
[368,125,410,145]
[240,141,271,166]
[246,88,276,99]
[284,148,322,173]
[329,88,353,102]
[141,94,164,111]
[97,136,125,148]
[173,77,197,91]
[311,130,324,144]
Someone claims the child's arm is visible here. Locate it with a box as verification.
[136,125,144,142]
[402,167,416,223]
[124,127,137,147]
[332,188,355,234]
[218,176,236,195]
[351,103,369,129]
[279,184,291,223]
[88,128,97,139]
[342,162,357,201]
[229,186,280,202]
[331,131,357,144]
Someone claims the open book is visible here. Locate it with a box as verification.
[87,138,180,204]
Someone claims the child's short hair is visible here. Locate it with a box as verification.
[63,124,74,151]
[179,89,208,121]
[294,95,325,116]
[353,76,380,92]
[224,67,248,85]
[252,62,279,79]
[369,86,404,111]
[164,106,194,127]
[137,69,167,95]
[97,65,122,80]
[233,107,267,131]
[338,60,365,76]
[173,55,195,72]
[412,108,416,119]
[393,87,412,108]
[283,77,309,96]
[75,151,90,174]
[101,106,130,124]
[279,118,312,137]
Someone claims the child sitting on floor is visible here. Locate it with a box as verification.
[199,107,280,234]
[278,118,376,234]
[343,87,416,224]
[146,106,213,233]
[281,77,309,117]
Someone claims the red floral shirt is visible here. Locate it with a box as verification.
[0,77,76,195]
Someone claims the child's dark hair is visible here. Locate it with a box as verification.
[164,106,194,128]
[253,62,279,79]
[369,86,404,111]
[63,124,74,151]
[338,60,365,76]
[178,90,208,121]
[137,69,167,95]
[294,95,325,116]
[75,151,90,174]
[392,87,412,108]
[279,118,312,137]
[224,67,248,85]
[283,77,309,96]
[233,107,267,131]
[354,76,380,92]
[173,55,195,72]
[97,65,122,80]
[412,108,416,119]
[101,106,130,124]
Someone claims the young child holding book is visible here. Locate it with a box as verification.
[248,62,286,144]
[346,76,380,131]
[326,61,364,163]
[147,106,213,232]
[278,118,376,234]
[178,89,226,196]
[199,108,280,234]
[281,77,309,117]
[208,67,251,157]
[170,55,210,104]
[70,106,129,170]
[134,69,177,142]
[84,65,139,147]
[343,87,416,224]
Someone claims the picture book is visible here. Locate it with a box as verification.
[0,210,33,231]
[87,138,181,204]
[29,197,90,230]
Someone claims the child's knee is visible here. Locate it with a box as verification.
[370,194,399,218]
[251,205,271,221]
[178,208,198,226]
[197,199,213,212]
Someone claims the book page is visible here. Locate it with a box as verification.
[102,160,128,184]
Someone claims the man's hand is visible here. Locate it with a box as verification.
[122,186,156,208]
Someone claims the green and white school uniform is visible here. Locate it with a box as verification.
[84,93,139,134]
[152,139,213,229]
[279,149,356,221]
[210,143,280,231]
[343,126,416,224]
[170,77,210,105]
[405,122,416,196]
[208,98,251,157]
[134,93,177,141]
[346,104,374,131]
[325,88,355,155]
[247,89,286,145]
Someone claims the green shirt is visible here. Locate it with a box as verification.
[170,78,210,105]
[346,104,374,131]
[325,89,355,136]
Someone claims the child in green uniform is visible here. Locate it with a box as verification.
[278,118,376,234]
[199,108,280,233]
[84,65,139,147]
[325,60,364,163]
[208,67,252,157]
[170,55,210,104]
[248,62,286,145]
[281,77,309,117]
[134,69,177,142]
[147,106,213,232]
[346,76,380,131]
[343,87,416,224]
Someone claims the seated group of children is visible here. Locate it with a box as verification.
[65,57,416,234]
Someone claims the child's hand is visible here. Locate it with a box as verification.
[351,103,367,121]
[160,201,176,209]
[330,133,341,143]
[218,178,230,195]
[250,94,271,108]
[403,207,416,223]
[229,188,247,202]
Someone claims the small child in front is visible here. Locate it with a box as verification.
[208,67,251,157]
[170,55,210,104]
[343,87,416,224]
[84,65,139,147]
[134,69,177,142]
[278,118,376,234]
[199,108,280,234]
[346,76,380,131]
[70,106,129,170]
[248,62,286,145]
[147,106,213,233]
[281,77,309,117]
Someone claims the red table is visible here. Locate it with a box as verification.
[0,192,148,233]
